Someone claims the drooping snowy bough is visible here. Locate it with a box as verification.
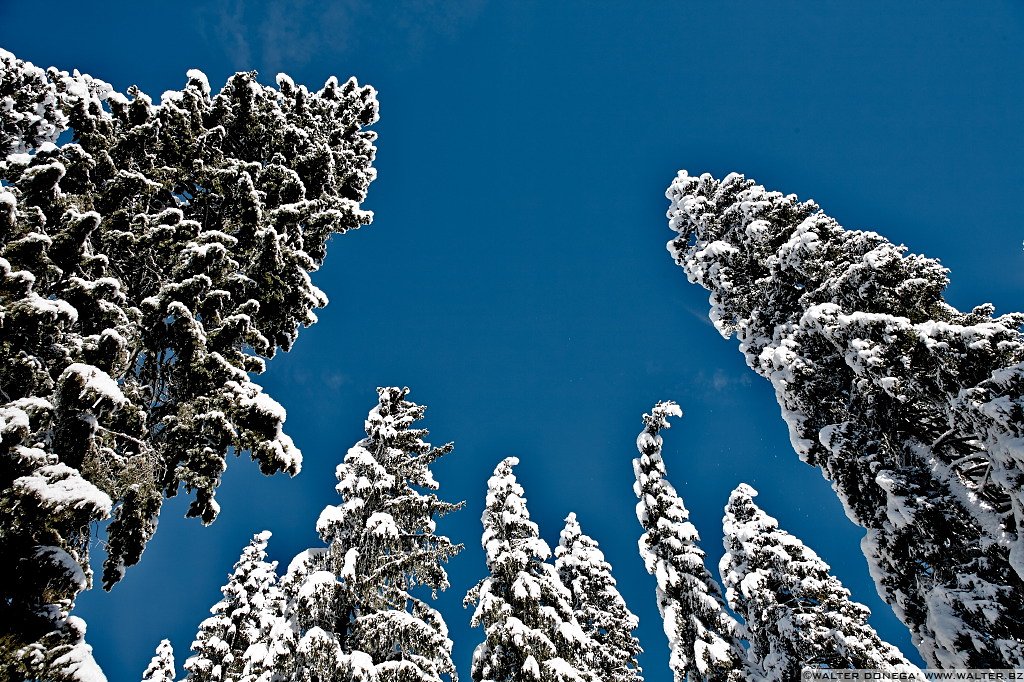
[1,48,378,680]
[283,387,462,682]
[721,484,921,680]
[666,171,1024,667]
[632,402,752,682]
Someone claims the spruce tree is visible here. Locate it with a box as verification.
[142,640,176,682]
[555,513,643,682]
[283,387,462,682]
[1,48,378,679]
[184,531,291,682]
[666,170,1024,667]
[465,457,599,682]
[721,484,921,680]
[632,401,750,682]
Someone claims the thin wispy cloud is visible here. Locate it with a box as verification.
[688,368,754,401]
[196,0,487,76]
[211,0,252,68]
[683,303,717,330]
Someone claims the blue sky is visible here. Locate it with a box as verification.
[3,2,1023,679]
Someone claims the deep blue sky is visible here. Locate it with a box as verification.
[3,2,1023,680]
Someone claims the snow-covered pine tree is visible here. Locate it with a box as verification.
[721,484,921,680]
[465,457,599,682]
[283,387,462,682]
[1,48,378,679]
[665,171,1024,667]
[142,640,176,682]
[184,531,291,682]
[633,401,750,682]
[555,513,643,682]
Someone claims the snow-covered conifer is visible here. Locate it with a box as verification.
[142,640,176,682]
[465,457,598,682]
[721,484,920,680]
[666,170,1024,667]
[555,513,642,682]
[1,47,378,679]
[633,401,750,682]
[184,531,290,682]
[284,387,461,682]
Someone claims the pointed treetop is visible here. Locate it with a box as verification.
[184,530,287,682]
[633,401,751,682]
[467,457,600,682]
[639,400,683,438]
[142,640,175,682]
[556,513,643,682]
[559,512,583,546]
[285,387,461,682]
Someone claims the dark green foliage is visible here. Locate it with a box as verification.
[1,49,377,680]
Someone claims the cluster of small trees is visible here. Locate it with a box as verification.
[138,387,644,682]
[633,402,920,681]
[136,392,924,682]
[145,386,463,682]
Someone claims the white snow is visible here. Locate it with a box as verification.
[366,511,399,538]
[48,635,108,682]
[297,570,337,601]
[341,547,359,579]
[13,464,112,516]
[186,69,211,96]
[62,363,129,408]
[36,545,88,591]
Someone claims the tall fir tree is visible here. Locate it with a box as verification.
[721,484,921,680]
[666,170,1024,667]
[0,48,378,679]
[555,513,643,682]
[184,531,291,682]
[283,387,462,682]
[632,401,750,682]
[465,457,599,682]
[142,640,176,682]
